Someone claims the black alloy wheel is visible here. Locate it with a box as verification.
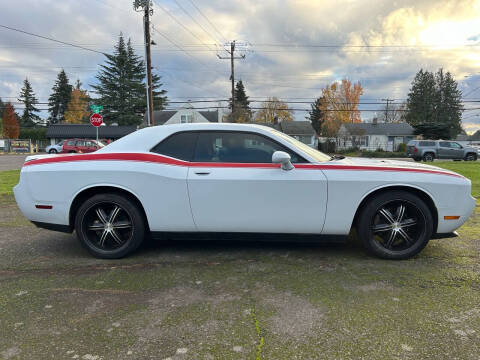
[358,191,433,259]
[75,193,145,258]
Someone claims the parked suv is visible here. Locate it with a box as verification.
[406,140,478,162]
[61,139,104,153]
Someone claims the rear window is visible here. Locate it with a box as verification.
[151,132,198,161]
[419,141,436,146]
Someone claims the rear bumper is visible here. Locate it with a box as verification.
[31,221,73,233]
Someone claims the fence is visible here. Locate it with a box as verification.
[0,139,34,154]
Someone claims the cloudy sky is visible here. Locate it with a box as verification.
[1,0,480,133]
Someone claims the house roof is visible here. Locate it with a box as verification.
[46,124,137,139]
[341,122,414,136]
[470,130,480,141]
[278,121,315,136]
[245,121,315,136]
[149,110,219,125]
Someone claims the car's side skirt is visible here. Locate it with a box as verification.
[150,231,348,243]
[31,221,73,233]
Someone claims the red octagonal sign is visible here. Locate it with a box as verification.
[90,113,103,127]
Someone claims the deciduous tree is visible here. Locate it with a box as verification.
[18,78,41,127]
[2,103,19,139]
[64,86,90,124]
[254,97,293,123]
[319,79,363,137]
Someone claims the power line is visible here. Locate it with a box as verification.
[185,0,228,43]
[171,0,221,44]
[0,24,106,55]
[152,0,216,51]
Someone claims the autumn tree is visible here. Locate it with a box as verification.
[319,79,363,137]
[255,97,293,123]
[2,103,19,139]
[64,81,90,124]
[18,78,41,127]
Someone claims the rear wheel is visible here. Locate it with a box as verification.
[68,150,76,153]
[357,191,433,260]
[465,153,477,161]
[423,153,434,162]
[75,193,145,259]
[413,157,422,162]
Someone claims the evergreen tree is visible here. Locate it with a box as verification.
[92,34,167,125]
[228,80,251,122]
[306,96,325,134]
[18,78,41,127]
[406,68,463,139]
[434,68,463,137]
[48,69,72,124]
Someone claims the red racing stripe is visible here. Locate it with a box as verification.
[23,152,463,178]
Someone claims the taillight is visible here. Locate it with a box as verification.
[414,147,417,153]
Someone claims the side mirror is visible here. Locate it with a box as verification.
[272,151,294,171]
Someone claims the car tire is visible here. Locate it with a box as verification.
[423,153,434,162]
[69,150,76,153]
[464,153,477,161]
[49,149,58,154]
[75,193,146,259]
[357,190,433,260]
[413,157,422,162]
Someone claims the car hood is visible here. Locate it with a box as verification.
[327,157,462,177]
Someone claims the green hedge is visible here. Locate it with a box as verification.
[19,127,47,141]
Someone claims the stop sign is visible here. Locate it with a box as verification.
[90,113,103,127]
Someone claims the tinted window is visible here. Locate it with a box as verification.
[419,141,436,146]
[66,140,76,146]
[193,131,306,163]
[151,132,198,161]
[451,142,462,149]
[76,141,86,147]
[439,141,451,148]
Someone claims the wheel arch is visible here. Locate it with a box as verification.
[352,184,438,233]
[69,185,150,231]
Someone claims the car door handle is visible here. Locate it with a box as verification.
[194,171,210,175]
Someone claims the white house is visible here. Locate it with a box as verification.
[336,122,415,151]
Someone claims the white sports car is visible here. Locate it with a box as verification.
[14,123,476,259]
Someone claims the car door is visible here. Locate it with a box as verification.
[449,142,464,159]
[438,141,451,159]
[186,131,328,234]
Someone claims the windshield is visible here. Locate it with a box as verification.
[267,128,331,162]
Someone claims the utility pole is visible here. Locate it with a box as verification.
[382,98,394,123]
[134,0,154,126]
[217,40,246,118]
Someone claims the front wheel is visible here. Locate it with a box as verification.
[75,193,145,259]
[357,191,433,260]
[49,149,58,154]
[465,153,477,161]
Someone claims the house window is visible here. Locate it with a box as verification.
[296,135,312,144]
[181,114,193,123]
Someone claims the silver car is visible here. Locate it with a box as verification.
[45,141,64,154]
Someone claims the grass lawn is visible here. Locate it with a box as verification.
[0,169,20,196]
